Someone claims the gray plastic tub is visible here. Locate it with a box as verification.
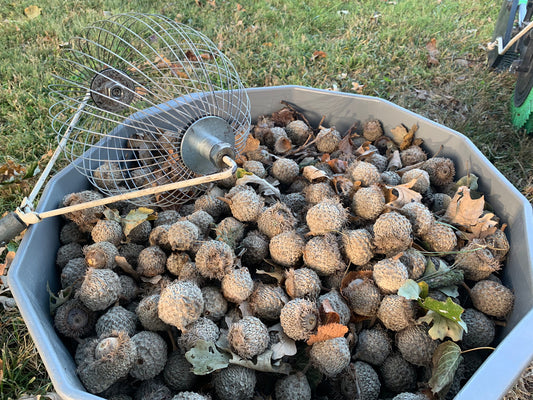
[8,85,533,399]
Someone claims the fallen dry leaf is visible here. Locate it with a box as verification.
[388,150,402,170]
[307,323,348,345]
[463,213,499,240]
[340,270,374,292]
[400,124,418,150]
[338,132,354,155]
[390,124,408,146]
[241,135,261,155]
[271,107,296,126]
[444,186,485,228]
[319,299,341,325]
[354,141,375,157]
[426,38,440,66]
[0,251,16,276]
[303,166,328,182]
[351,82,365,93]
[332,176,354,198]
[311,50,327,61]
[274,137,292,154]
[327,158,348,174]
[385,179,422,207]
[24,5,42,19]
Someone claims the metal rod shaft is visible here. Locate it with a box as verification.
[18,156,237,224]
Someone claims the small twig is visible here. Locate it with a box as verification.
[461,347,495,354]
[280,100,313,128]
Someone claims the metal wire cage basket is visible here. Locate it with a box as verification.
[49,13,250,207]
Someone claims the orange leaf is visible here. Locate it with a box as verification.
[311,50,327,61]
[327,159,348,174]
[307,323,348,345]
[241,135,260,154]
[426,38,440,66]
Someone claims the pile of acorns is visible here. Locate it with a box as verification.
[53,106,514,400]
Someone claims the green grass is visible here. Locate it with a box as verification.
[0,0,532,397]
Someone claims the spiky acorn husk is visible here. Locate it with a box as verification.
[225,186,264,222]
[243,160,267,178]
[62,190,105,232]
[303,182,337,205]
[228,316,269,359]
[485,229,510,262]
[461,308,496,349]
[269,230,305,267]
[91,220,124,246]
[279,298,318,341]
[95,305,137,338]
[185,210,215,237]
[60,222,87,245]
[421,222,457,253]
[194,186,229,219]
[56,242,84,269]
[195,240,235,280]
[400,201,434,237]
[61,258,87,290]
[136,294,169,331]
[271,158,300,184]
[421,157,456,187]
[396,325,438,366]
[221,267,254,303]
[455,239,500,281]
[363,119,383,141]
[130,331,168,380]
[167,221,199,251]
[84,241,119,269]
[316,127,341,153]
[339,361,381,400]
[470,280,514,318]
[257,202,297,238]
[77,333,137,394]
[373,258,409,294]
[342,229,374,266]
[351,185,385,220]
[275,372,311,400]
[213,365,256,400]
[178,317,220,353]
[354,326,392,366]
[306,199,347,235]
[373,212,413,255]
[158,280,204,331]
[249,282,289,321]
[153,210,181,227]
[285,268,321,299]
[342,278,382,317]
[240,230,269,265]
[401,168,430,194]
[163,351,198,392]
[127,220,152,244]
[137,246,167,277]
[166,252,191,277]
[399,248,426,280]
[148,225,172,252]
[379,352,417,393]
[201,286,228,321]
[377,295,415,332]
[79,268,121,311]
[309,337,351,377]
[431,192,452,213]
[400,145,427,166]
[54,299,96,339]
[303,233,344,276]
[347,161,381,187]
[286,120,311,145]
[381,170,402,186]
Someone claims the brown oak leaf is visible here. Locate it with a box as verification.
[307,323,348,345]
[319,299,340,325]
[444,186,485,228]
[303,166,328,183]
[384,179,422,207]
[426,38,440,66]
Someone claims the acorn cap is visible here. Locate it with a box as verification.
[54,299,96,339]
[280,298,318,341]
[228,316,269,359]
[130,331,168,381]
[309,337,351,377]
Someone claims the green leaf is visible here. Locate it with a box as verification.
[423,257,438,277]
[418,311,465,341]
[398,279,421,300]
[438,285,460,298]
[428,341,463,396]
[228,349,291,374]
[6,241,19,253]
[47,283,73,315]
[236,167,253,179]
[185,340,230,375]
[419,297,465,324]
[122,207,155,236]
